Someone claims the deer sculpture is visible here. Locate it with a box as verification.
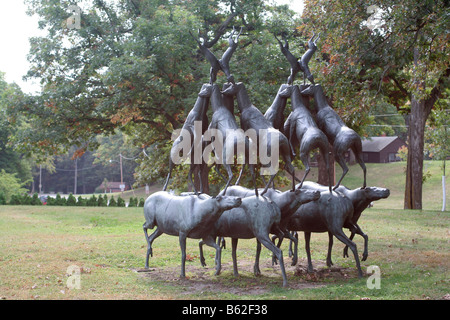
[199,83,258,196]
[222,82,298,195]
[275,32,320,85]
[163,84,210,193]
[190,27,242,84]
[283,85,333,191]
[301,84,367,190]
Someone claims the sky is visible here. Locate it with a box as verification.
[0,1,304,95]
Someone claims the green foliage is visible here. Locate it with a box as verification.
[138,198,145,207]
[0,192,6,205]
[117,196,126,207]
[128,196,138,207]
[425,105,449,167]
[87,195,98,207]
[46,196,55,206]
[66,193,77,206]
[31,193,42,205]
[108,196,117,207]
[9,0,303,189]
[98,194,107,207]
[76,195,86,206]
[302,0,448,112]
[0,169,29,203]
[55,193,66,206]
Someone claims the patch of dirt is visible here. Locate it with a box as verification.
[134,257,359,296]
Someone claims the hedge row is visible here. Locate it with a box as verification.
[0,192,145,207]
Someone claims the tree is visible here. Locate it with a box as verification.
[301,0,449,209]
[9,0,303,193]
[0,72,33,185]
[425,103,449,211]
[0,169,29,203]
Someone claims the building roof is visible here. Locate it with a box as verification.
[362,136,401,152]
[98,182,128,189]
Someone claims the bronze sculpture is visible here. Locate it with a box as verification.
[163,84,210,193]
[142,26,390,286]
[190,27,242,84]
[301,182,390,264]
[283,85,332,191]
[275,32,320,85]
[222,82,298,194]
[301,84,367,190]
[223,185,320,268]
[199,83,258,196]
[198,195,289,286]
[263,83,292,132]
[286,189,363,277]
[143,191,242,278]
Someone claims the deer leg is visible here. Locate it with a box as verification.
[327,231,334,267]
[332,228,363,278]
[235,164,245,185]
[355,152,367,189]
[261,172,278,196]
[179,233,188,278]
[199,240,207,267]
[202,236,222,275]
[254,240,262,276]
[257,234,288,287]
[344,223,369,261]
[304,232,314,273]
[221,164,234,196]
[231,238,239,277]
[298,150,311,189]
[162,157,174,191]
[144,227,163,269]
[351,140,367,189]
[334,152,348,190]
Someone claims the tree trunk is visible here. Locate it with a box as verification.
[404,96,432,209]
[317,147,335,187]
[194,164,210,194]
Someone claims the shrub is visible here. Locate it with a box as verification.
[108,196,117,207]
[138,198,145,207]
[9,194,21,205]
[66,193,77,206]
[21,193,32,205]
[76,195,86,206]
[128,197,137,207]
[0,192,6,205]
[97,195,106,207]
[55,193,66,206]
[46,196,56,206]
[117,196,126,207]
[31,193,42,205]
[87,195,98,207]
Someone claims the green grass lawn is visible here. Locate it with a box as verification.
[0,161,448,300]
[0,204,448,300]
